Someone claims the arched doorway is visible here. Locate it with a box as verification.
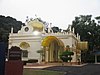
[42,36,64,62]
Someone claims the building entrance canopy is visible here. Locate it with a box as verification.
[41,36,64,47]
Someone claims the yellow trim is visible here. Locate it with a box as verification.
[20,42,30,49]
[77,41,88,50]
[41,36,64,47]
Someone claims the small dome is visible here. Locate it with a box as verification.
[28,19,44,31]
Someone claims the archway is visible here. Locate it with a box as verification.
[42,36,64,62]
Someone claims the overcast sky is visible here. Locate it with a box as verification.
[0,0,100,29]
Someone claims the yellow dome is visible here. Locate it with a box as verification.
[28,20,43,31]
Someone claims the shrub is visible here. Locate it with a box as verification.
[60,51,74,62]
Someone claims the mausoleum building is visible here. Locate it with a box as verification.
[9,18,87,63]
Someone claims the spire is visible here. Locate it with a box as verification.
[77,33,79,39]
[47,23,50,33]
[72,27,75,33]
[11,27,13,34]
[49,23,52,30]
[25,16,29,25]
[69,25,72,32]
[48,23,53,33]
[42,25,46,33]
[78,35,80,40]
[21,24,23,28]
[77,33,80,40]
[35,14,37,17]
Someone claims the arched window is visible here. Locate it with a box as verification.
[22,50,28,57]
[20,42,30,49]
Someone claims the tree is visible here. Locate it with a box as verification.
[0,15,23,42]
[95,16,100,24]
[71,15,100,50]
[71,15,100,62]
[52,26,60,33]
[0,15,23,56]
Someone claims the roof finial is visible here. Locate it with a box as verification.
[25,16,29,25]
[77,33,79,38]
[35,14,37,18]
[69,25,71,32]
[72,27,75,33]
[11,27,13,34]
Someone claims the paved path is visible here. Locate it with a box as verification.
[24,63,100,75]
[42,63,100,75]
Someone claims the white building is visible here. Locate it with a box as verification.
[9,18,87,63]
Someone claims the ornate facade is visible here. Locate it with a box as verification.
[9,18,87,63]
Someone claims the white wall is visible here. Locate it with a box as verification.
[28,40,41,60]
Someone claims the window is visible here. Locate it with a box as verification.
[22,50,28,57]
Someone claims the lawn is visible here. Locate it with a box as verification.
[23,69,64,75]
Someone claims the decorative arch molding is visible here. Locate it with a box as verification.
[41,36,64,47]
[20,42,30,49]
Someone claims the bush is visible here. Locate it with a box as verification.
[60,51,74,62]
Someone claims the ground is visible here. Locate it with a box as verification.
[23,63,100,75]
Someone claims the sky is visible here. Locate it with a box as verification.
[0,0,100,29]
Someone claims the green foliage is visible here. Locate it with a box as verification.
[95,16,100,20]
[61,51,74,56]
[51,26,60,33]
[72,15,100,50]
[95,16,100,24]
[0,15,23,42]
[71,15,100,62]
[0,15,23,32]
[60,50,74,62]
[37,50,43,53]
[0,15,23,55]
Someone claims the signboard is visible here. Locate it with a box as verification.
[77,41,88,50]
[0,42,5,75]
[5,60,23,75]
[8,46,22,60]
[5,46,23,75]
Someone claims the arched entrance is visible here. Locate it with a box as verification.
[42,36,64,62]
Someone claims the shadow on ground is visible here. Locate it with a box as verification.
[42,63,100,75]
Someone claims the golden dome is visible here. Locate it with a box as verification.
[28,19,44,31]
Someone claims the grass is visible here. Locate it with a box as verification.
[23,69,64,75]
